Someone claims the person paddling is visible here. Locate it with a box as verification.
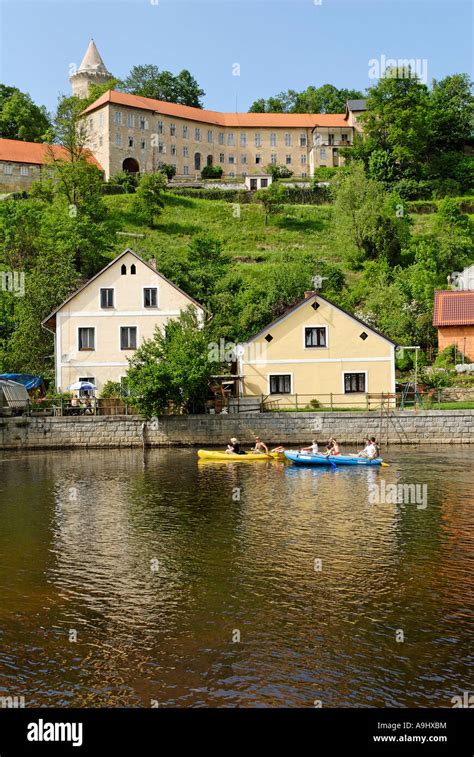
[300,439,319,454]
[226,437,245,455]
[252,436,269,454]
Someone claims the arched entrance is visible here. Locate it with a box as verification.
[194,153,202,171]
[206,155,213,167]
[122,157,140,174]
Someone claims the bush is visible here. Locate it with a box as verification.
[265,164,293,180]
[169,188,252,203]
[392,179,433,200]
[312,166,338,183]
[201,164,223,179]
[107,171,138,194]
[100,380,123,398]
[160,164,177,181]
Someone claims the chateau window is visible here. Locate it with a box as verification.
[301,154,307,165]
[344,372,366,393]
[183,146,189,157]
[228,155,235,164]
[20,166,29,176]
[320,148,326,160]
[114,111,122,126]
[328,134,335,145]
[127,114,134,128]
[254,133,261,147]
[286,154,292,165]
[158,142,165,153]
[99,136,103,147]
[157,121,164,134]
[100,288,114,309]
[284,133,292,146]
[240,133,247,147]
[171,144,177,156]
[270,133,277,147]
[227,132,234,146]
[143,288,158,308]
[139,117,146,130]
[120,327,137,351]
[128,136,134,148]
[183,125,188,138]
[4,164,12,175]
[271,153,277,165]
[241,155,247,164]
[207,130,213,143]
[229,171,235,177]
[255,154,262,164]
[341,133,349,144]
[300,134,307,147]
[184,166,189,175]
[115,133,122,146]
[219,153,225,163]
[269,374,291,394]
[195,127,201,141]
[170,123,176,136]
[219,132,225,145]
[305,326,327,348]
[141,139,146,150]
[78,327,95,351]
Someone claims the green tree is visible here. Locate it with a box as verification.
[428,74,473,154]
[255,182,287,224]
[265,164,293,180]
[0,84,51,141]
[134,172,167,226]
[184,236,226,308]
[119,64,205,107]
[126,308,218,416]
[160,163,177,181]
[249,84,364,114]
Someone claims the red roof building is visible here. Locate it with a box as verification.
[433,290,474,359]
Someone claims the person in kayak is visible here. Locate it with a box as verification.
[300,439,319,454]
[324,438,341,456]
[226,437,246,455]
[358,437,378,459]
[252,436,269,454]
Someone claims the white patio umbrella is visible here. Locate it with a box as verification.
[68,381,97,392]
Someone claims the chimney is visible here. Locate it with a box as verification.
[149,257,157,270]
[304,290,315,299]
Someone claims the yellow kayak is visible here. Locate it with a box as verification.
[197,449,283,461]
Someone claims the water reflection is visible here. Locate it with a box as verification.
[0,447,473,707]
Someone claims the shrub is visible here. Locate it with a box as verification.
[265,164,293,180]
[160,164,177,181]
[100,381,123,398]
[312,166,338,183]
[169,188,252,202]
[201,164,223,179]
[108,171,138,194]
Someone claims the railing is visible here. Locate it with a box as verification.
[0,398,138,417]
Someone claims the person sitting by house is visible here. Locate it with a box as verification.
[300,439,319,454]
[252,436,269,454]
[358,437,378,459]
[226,437,246,455]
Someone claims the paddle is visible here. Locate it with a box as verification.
[380,462,390,467]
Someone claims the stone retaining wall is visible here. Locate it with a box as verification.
[0,410,473,450]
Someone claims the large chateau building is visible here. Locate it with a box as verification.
[0,40,366,190]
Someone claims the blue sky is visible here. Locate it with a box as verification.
[0,0,472,114]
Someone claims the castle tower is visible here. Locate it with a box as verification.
[70,39,113,99]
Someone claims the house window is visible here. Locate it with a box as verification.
[328,134,335,145]
[157,120,164,134]
[139,117,146,130]
[254,133,261,147]
[227,132,234,146]
[300,134,307,147]
[115,134,122,146]
[130,264,136,275]
[320,148,326,160]
[78,327,95,351]
[170,123,176,136]
[120,326,137,350]
[284,133,292,146]
[127,114,134,128]
[184,165,189,175]
[344,372,366,393]
[183,125,188,138]
[240,133,247,147]
[219,132,225,145]
[341,133,349,144]
[269,374,291,394]
[255,154,262,164]
[195,127,201,141]
[305,326,327,348]
[207,130,213,143]
[20,166,29,176]
[183,146,189,157]
[114,111,122,126]
[144,288,158,308]
[100,288,114,309]
[78,376,95,397]
[128,136,134,148]
[286,154,292,165]
[261,178,268,188]
[270,133,277,147]
[4,164,13,175]
[121,264,126,275]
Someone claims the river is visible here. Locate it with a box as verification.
[0,446,473,707]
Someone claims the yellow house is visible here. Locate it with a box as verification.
[42,249,203,394]
[239,291,396,407]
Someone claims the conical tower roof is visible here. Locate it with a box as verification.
[78,39,110,74]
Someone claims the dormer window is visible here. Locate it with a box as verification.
[121,264,126,275]
[305,326,327,348]
[130,264,136,275]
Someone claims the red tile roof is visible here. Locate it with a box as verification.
[0,138,103,170]
[81,90,349,128]
[433,290,474,326]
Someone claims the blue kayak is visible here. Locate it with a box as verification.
[284,451,384,466]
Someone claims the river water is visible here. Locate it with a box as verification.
[0,446,473,707]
